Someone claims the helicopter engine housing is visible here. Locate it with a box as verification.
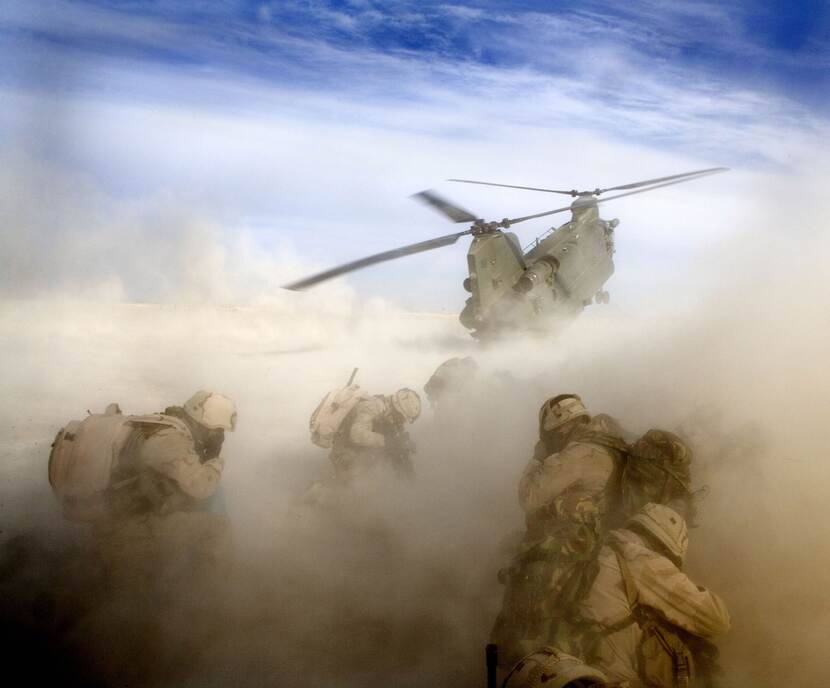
[516,257,558,294]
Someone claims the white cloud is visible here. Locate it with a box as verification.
[0,1,827,310]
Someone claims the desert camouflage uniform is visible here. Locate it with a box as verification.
[95,419,231,591]
[492,418,626,668]
[330,396,407,483]
[576,528,730,687]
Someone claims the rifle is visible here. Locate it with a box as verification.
[379,417,416,481]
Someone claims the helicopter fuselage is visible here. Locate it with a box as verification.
[460,201,617,336]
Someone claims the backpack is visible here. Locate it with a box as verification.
[49,407,190,522]
[309,384,365,448]
[620,429,693,520]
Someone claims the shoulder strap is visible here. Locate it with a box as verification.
[116,414,194,473]
[125,413,191,435]
[574,427,630,455]
[608,540,639,608]
[574,544,638,661]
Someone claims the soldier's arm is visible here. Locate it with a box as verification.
[519,443,613,513]
[142,429,225,500]
[634,553,732,638]
[348,401,386,448]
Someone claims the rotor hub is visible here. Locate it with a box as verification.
[471,219,506,235]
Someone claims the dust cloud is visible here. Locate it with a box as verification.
[1,189,829,687]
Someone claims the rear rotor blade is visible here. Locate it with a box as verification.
[449,167,728,197]
[447,179,577,196]
[412,190,479,223]
[592,167,729,204]
[506,203,574,225]
[283,230,472,290]
[597,167,728,194]
[505,167,729,226]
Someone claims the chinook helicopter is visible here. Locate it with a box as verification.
[285,167,727,337]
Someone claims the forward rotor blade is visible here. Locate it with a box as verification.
[412,190,479,223]
[597,167,728,194]
[505,167,729,226]
[447,179,577,196]
[283,230,472,290]
[592,167,729,204]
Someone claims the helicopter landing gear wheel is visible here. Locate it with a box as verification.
[595,290,610,304]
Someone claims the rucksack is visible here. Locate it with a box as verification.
[49,407,190,522]
[620,429,693,519]
[309,384,365,448]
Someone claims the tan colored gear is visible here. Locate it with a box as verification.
[627,502,689,563]
[631,429,692,485]
[503,646,609,688]
[539,394,590,433]
[183,390,237,431]
[391,388,421,423]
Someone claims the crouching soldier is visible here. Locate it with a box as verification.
[329,388,422,483]
[49,390,237,592]
[575,503,730,687]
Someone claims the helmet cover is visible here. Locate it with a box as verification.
[183,390,237,431]
[539,394,590,434]
[503,646,608,688]
[627,503,689,563]
[391,388,422,423]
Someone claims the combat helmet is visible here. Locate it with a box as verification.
[391,388,421,423]
[622,429,693,518]
[539,394,590,434]
[183,390,238,431]
[503,646,609,688]
[627,503,689,564]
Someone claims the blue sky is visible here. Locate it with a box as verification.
[4,1,827,106]
[0,1,828,307]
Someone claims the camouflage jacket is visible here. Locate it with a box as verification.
[519,419,626,538]
[337,397,389,449]
[576,528,731,686]
[110,419,224,517]
[330,397,415,481]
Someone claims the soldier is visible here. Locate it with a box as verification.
[50,390,238,591]
[423,356,479,411]
[492,394,628,670]
[330,388,422,484]
[575,503,730,687]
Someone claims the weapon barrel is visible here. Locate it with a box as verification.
[347,367,359,386]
